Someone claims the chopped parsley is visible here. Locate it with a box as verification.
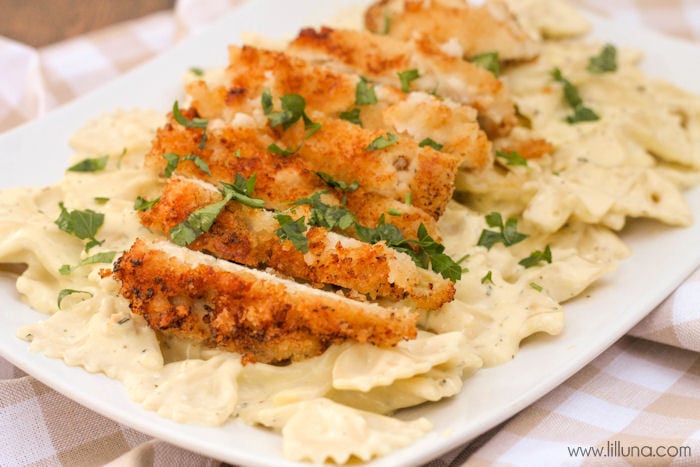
[530,282,543,292]
[339,108,362,126]
[292,192,357,231]
[316,172,359,193]
[481,271,493,284]
[262,92,321,136]
[587,44,617,74]
[519,245,552,268]
[172,101,209,148]
[67,155,109,173]
[268,142,301,156]
[471,51,500,77]
[355,77,378,106]
[274,214,309,253]
[190,67,204,76]
[551,68,600,124]
[365,133,398,151]
[418,138,443,151]
[162,153,210,177]
[397,68,420,93]
[381,9,391,35]
[405,192,412,206]
[94,197,110,205]
[495,150,527,166]
[387,208,402,216]
[60,251,117,275]
[170,174,263,246]
[57,289,93,309]
[477,212,528,249]
[54,203,105,251]
[133,196,160,212]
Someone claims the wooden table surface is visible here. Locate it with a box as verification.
[0,0,175,47]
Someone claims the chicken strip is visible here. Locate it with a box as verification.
[139,177,455,309]
[114,239,418,364]
[365,0,540,61]
[145,110,440,238]
[186,45,491,169]
[287,27,516,137]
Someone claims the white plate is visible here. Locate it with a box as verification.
[1,1,699,465]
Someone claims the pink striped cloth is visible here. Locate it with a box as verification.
[0,1,698,465]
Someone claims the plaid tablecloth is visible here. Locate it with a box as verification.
[1,1,699,466]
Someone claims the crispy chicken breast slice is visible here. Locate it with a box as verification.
[365,0,540,61]
[287,26,516,137]
[139,177,455,309]
[114,239,418,364]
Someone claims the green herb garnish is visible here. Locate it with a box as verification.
[477,212,528,249]
[551,68,600,124]
[57,289,93,309]
[316,172,359,192]
[60,251,117,275]
[67,155,109,173]
[530,282,543,292]
[274,214,309,253]
[190,67,204,76]
[587,44,617,74]
[397,68,420,93]
[355,77,377,106]
[481,271,493,284]
[387,208,402,216]
[495,150,527,166]
[220,173,266,209]
[292,192,357,231]
[471,51,500,77]
[339,108,362,126]
[519,245,552,268]
[134,196,160,212]
[182,154,211,176]
[172,101,208,129]
[268,142,301,156]
[54,202,105,251]
[163,153,180,178]
[94,197,109,205]
[418,138,443,151]
[365,133,398,151]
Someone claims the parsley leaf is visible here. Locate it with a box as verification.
[381,9,391,35]
[190,67,204,76]
[397,68,420,93]
[418,138,443,151]
[54,203,105,251]
[162,153,179,178]
[495,150,527,166]
[477,212,528,249]
[268,93,306,129]
[551,68,599,124]
[60,251,117,275]
[170,173,263,246]
[268,142,301,156]
[274,214,309,253]
[261,88,274,115]
[170,197,229,246]
[292,192,357,231]
[182,154,212,175]
[481,271,493,284]
[57,289,93,309]
[471,51,500,76]
[365,133,398,151]
[94,197,109,205]
[220,173,265,209]
[172,101,208,129]
[339,108,362,126]
[587,44,617,74]
[67,155,109,173]
[355,77,377,106]
[530,282,543,292]
[316,172,359,192]
[519,245,552,268]
[387,208,402,216]
[134,196,160,212]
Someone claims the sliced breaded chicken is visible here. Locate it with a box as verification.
[280,116,462,218]
[139,177,454,309]
[186,45,491,170]
[146,111,440,239]
[365,0,540,61]
[114,239,418,364]
[287,27,516,137]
